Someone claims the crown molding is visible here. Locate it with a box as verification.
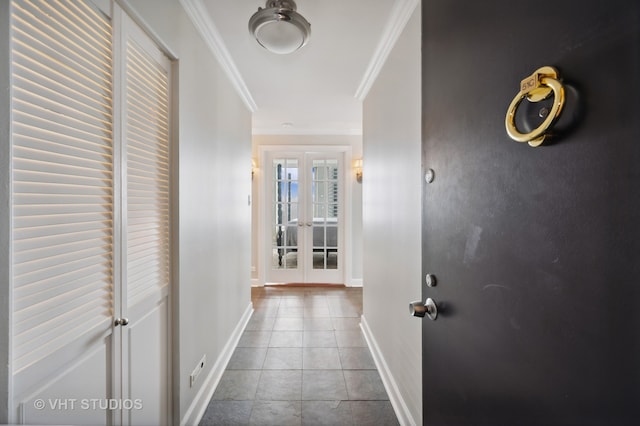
[179,0,258,112]
[354,0,419,101]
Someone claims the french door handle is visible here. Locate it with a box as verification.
[305,222,312,227]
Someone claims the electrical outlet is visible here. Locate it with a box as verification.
[190,355,206,387]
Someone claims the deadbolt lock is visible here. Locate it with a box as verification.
[425,274,437,287]
[425,169,435,183]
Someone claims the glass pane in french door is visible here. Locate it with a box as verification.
[272,158,299,270]
[312,159,339,270]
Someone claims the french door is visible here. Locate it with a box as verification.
[265,151,344,284]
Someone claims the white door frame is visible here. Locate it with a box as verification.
[258,145,353,285]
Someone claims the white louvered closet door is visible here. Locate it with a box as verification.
[117,10,172,426]
[10,1,116,425]
[10,2,172,425]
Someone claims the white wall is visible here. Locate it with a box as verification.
[361,5,422,425]
[124,1,252,423]
[251,134,363,285]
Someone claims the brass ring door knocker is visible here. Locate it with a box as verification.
[505,66,565,147]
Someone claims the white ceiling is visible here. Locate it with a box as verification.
[186,0,415,135]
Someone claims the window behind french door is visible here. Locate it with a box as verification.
[265,151,344,284]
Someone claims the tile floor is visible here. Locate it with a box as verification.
[199,286,399,426]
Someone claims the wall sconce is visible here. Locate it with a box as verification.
[252,159,258,181]
[353,159,363,183]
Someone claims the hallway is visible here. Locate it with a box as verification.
[0,1,423,423]
[199,286,399,425]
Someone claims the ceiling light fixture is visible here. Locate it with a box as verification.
[249,0,311,55]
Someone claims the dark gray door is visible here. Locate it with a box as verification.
[421,1,640,425]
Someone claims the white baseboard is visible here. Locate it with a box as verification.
[360,315,417,426]
[251,280,360,287]
[349,278,363,287]
[180,302,254,426]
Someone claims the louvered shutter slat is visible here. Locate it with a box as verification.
[14,285,111,329]
[14,262,111,299]
[14,270,111,311]
[15,211,112,228]
[14,307,110,373]
[14,78,113,128]
[14,249,112,290]
[13,2,112,86]
[14,204,109,216]
[14,242,111,276]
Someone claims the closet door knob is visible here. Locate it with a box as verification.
[114,318,130,326]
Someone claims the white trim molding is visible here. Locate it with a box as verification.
[349,278,363,287]
[179,0,257,112]
[181,303,254,426]
[253,127,363,137]
[257,145,354,287]
[116,0,179,60]
[0,1,12,421]
[354,0,419,101]
[360,315,417,426]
